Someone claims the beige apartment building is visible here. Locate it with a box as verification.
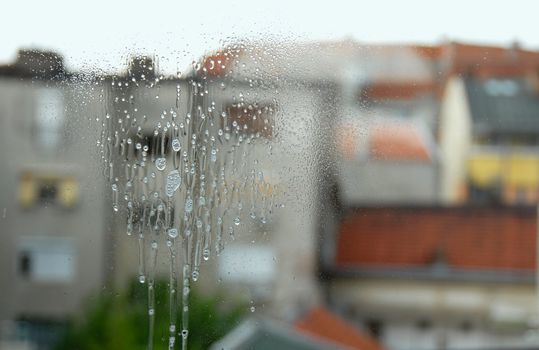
[0,50,112,349]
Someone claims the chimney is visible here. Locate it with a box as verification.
[128,55,156,81]
[14,49,66,79]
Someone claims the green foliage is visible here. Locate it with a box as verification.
[55,280,245,350]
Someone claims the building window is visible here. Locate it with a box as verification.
[18,173,79,209]
[224,104,275,139]
[34,88,65,151]
[365,318,384,339]
[416,318,433,331]
[17,238,76,283]
[38,180,58,206]
[459,320,474,333]
[18,251,32,278]
[218,245,275,299]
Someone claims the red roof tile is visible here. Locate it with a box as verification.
[336,208,537,271]
[295,306,384,350]
[363,82,436,101]
[369,123,431,161]
[411,45,443,60]
[447,43,539,76]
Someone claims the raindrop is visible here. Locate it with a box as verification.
[166,170,181,197]
[98,51,280,350]
[155,157,167,171]
[168,228,179,239]
[172,138,181,152]
[203,249,210,261]
[185,196,193,213]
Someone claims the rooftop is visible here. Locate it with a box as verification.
[465,77,539,134]
[295,306,384,350]
[333,207,537,281]
[368,122,433,161]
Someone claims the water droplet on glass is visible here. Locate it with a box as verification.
[185,197,193,213]
[166,170,181,197]
[139,274,146,284]
[168,228,179,239]
[233,217,241,226]
[203,249,210,261]
[172,138,181,152]
[155,157,167,171]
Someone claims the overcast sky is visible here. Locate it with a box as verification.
[2,0,538,73]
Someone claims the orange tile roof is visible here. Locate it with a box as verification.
[295,306,384,350]
[448,42,539,74]
[369,123,431,161]
[411,45,443,60]
[336,207,536,271]
[363,82,436,101]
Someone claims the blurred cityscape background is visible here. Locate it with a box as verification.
[3,12,539,350]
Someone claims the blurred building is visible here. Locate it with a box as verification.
[322,206,539,350]
[98,45,340,325]
[0,50,111,350]
[3,39,539,350]
[325,41,539,350]
[188,45,341,319]
[440,74,539,205]
[337,119,439,205]
[327,41,539,206]
[334,43,442,206]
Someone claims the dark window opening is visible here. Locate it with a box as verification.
[416,318,433,331]
[224,104,275,139]
[38,182,58,205]
[19,251,32,278]
[365,318,384,339]
[130,133,172,160]
[459,320,474,333]
[15,318,67,350]
[468,182,502,205]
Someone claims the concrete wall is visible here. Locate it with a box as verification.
[330,278,538,350]
[0,77,110,321]
[339,160,438,205]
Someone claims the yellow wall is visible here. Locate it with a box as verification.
[468,153,539,202]
[18,172,79,209]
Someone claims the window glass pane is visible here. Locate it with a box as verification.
[3,2,539,350]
